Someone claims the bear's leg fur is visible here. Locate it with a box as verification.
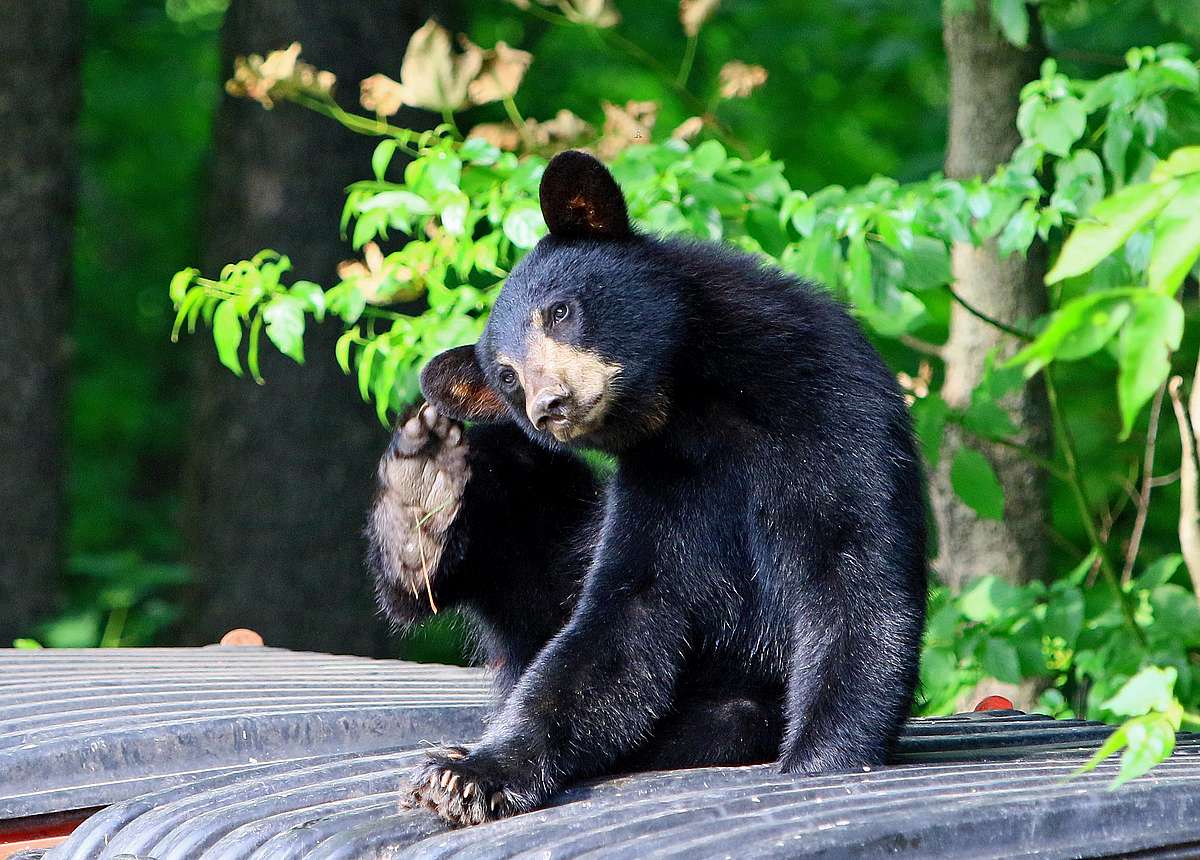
[775,533,923,775]
[617,692,783,771]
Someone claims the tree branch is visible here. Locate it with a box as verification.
[1169,368,1200,603]
[1045,368,1146,645]
[1122,381,1167,584]
[944,284,1034,340]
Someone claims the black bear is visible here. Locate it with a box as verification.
[368,150,927,827]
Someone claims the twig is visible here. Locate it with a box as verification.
[412,509,439,614]
[945,284,1034,340]
[1169,371,1200,602]
[677,34,698,87]
[1045,368,1147,645]
[1122,382,1167,584]
[899,333,946,359]
[1150,469,1181,489]
[982,432,1068,482]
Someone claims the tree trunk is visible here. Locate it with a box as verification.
[180,0,443,654]
[0,0,82,644]
[933,0,1051,594]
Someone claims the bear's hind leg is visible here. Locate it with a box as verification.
[618,692,783,772]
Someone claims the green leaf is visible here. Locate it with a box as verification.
[423,151,462,193]
[1103,666,1178,717]
[290,281,326,322]
[503,202,546,249]
[990,0,1029,47]
[950,447,1005,520]
[373,350,401,424]
[329,284,367,325]
[920,646,959,688]
[357,339,381,402]
[1055,299,1132,362]
[1116,293,1184,439]
[1047,179,1181,283]
[1147,175,1200,294]
[460,137,500,165]
[1045,586,1084,645]
[959,576,1034,623]
[1151,146,1200,181]
[169,268,198,305]
[997,200,1038,256]
[372,139,397,182]
[982,636,1023,683]
[12,638,42,649]
[1149,585,1200,648]
[440,191,470,236]
[170,287,206,342]
[1075,721,1129,778]
[1008,289,1138,374]
[263,296,306,364]
[212,301,243,377]
[642,201,690,235]
[1103,109,1134,184]
[359,190,432,215]
[1157,57,1200,92]
[911,393,948,469]
[335,329,356,375]
[691,140,727,175]
[1051,150,1105,217]
[1138,554,1184,589]
[746,205,788,256]
[1034,97,1087,157]
[247,310,264,384]
[1111,714,1176,789]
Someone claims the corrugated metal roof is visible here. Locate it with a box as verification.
[0,647,491,821]
[6,648,1200,859]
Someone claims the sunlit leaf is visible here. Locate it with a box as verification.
[263,296,306,363]
[1116,292,1183,439]
[212,300,243,377]
[1146,174,1200,294]
[1047,179,1181,284]
[990,0,1029,46]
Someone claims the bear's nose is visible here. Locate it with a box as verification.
[528,386,571,431]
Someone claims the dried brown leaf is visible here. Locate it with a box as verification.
[597,100,657,159]
[360,74,405,117]
[506,0,619,27]
[467,122,524,152]
[679,0,719,37]
[718,60,768,99]
[671,116,704,141]
[394,19,483,113]
[467,42,533,105]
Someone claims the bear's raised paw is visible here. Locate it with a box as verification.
[370,404,470,617]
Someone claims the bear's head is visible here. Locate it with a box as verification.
[420,150,682,451]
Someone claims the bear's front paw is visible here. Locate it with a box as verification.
[402,745,542,827]
[370,404,470,618]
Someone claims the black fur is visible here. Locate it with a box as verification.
[369,151,927,826]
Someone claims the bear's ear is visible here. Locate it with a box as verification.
[539,150,630,240]
[420,345,508,422]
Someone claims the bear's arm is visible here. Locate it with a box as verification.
[406,491,690,819]
[369,417,602,690]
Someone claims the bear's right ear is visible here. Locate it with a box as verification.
[539,150,630,240]
[419,345,509,422]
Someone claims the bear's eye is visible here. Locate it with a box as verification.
[498,368,518,388]
[549,302,570,326]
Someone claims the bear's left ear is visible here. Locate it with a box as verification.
[539,150,630,240]
[420,345,509,423]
